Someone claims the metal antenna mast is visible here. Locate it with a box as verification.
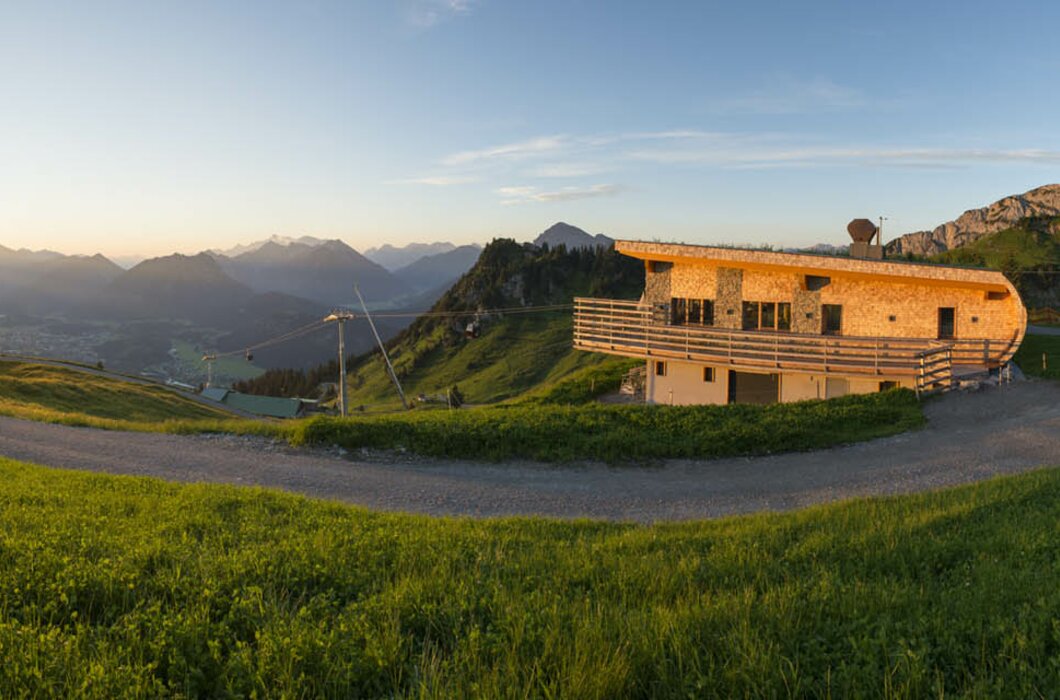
[201,353,217,388]
[354,285,408,410]
[323,311,355,417]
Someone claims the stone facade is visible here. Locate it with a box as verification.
[714,268,743,329]
[622,239,1028,406]
[791,288,820,334]
[643,261,671,304]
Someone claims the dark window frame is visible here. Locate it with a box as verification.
[742,300,793,331]
[822,304,843,335]
[937,307,956,340]
[670,297,715,326]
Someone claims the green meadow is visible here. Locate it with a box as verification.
[0,458,1056,697]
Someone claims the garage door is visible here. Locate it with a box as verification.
[727,370,779,405]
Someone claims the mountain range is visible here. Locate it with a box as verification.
[887,184,1060,257]
[363,242,461,270]
[3,196,1053,384]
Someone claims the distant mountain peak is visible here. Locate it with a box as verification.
[363,241,459,270]
[210,234,332,258]
[533,222,614,250]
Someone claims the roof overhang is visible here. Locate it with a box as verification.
[616,240,1014,294]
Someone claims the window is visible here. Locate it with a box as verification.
[702,366,715,382]
[669,297,714,326]
[879,381,899,392]
[742,302,759,330]
[822,304,843,335]
[805,275,831,291]
[655,361,666,377]
[742,301,793,331]
[760,302,776,329]
[648,261,673,273]
[938,307,955,339]
[777,302,791,331]
[670,298,686,325]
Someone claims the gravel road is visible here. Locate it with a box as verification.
[1,381,1058,522]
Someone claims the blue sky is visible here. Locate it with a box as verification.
[1,0,1058,258]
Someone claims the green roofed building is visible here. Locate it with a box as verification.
[199,388,308,419]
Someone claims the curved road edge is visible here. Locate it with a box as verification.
[0,380,1057,522]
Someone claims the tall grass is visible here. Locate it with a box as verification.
[294,389,924,462]
[0,458,1056,697]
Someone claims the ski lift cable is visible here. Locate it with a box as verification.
[200,302,578,363]
[364,303,574,319]
[207,320,330,360]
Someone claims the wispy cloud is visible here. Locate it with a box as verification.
[708,78,867,114]
[386,175,477,186]
[406,0,475,29]
[417,129,1059,198]
[527,162,612,178]
[498,183,623,205]
[442,135,567,166]
[627,144,1060,168]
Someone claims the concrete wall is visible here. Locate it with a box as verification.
[646,360,916,406]
[646,360,729,405]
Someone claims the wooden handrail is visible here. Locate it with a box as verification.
[574,296,1003,387]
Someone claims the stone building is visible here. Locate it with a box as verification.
[573,238,1026,405]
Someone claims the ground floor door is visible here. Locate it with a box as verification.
[938,307,955,339]
[825,377,849,399]
[727,370,779,405]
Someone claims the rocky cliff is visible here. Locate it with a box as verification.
[887,184,1060,257]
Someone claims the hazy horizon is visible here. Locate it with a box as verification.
[3,1,1059,259]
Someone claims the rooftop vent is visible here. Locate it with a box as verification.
[847,218,883,260]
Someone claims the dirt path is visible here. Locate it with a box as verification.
[0,381,1058,522]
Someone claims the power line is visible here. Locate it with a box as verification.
[201,302,575,362]
[365,303,573,319]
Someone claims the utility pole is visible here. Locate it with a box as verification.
[323,311,355,417]
[354,285,409,410]
[201,353,216,388]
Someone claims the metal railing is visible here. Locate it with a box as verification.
[573,297,1017,394]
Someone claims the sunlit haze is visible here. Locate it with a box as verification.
[2,1,1059,259]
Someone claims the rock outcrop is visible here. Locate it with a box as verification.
[887,184,1060,257]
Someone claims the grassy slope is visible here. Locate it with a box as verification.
[1014,333,1060,379]
[0,457,1056,697]
[0,361,231,423]
[338,239,645,408]
[345,312,614,407]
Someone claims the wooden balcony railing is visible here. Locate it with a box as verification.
[573,297,1017,394]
